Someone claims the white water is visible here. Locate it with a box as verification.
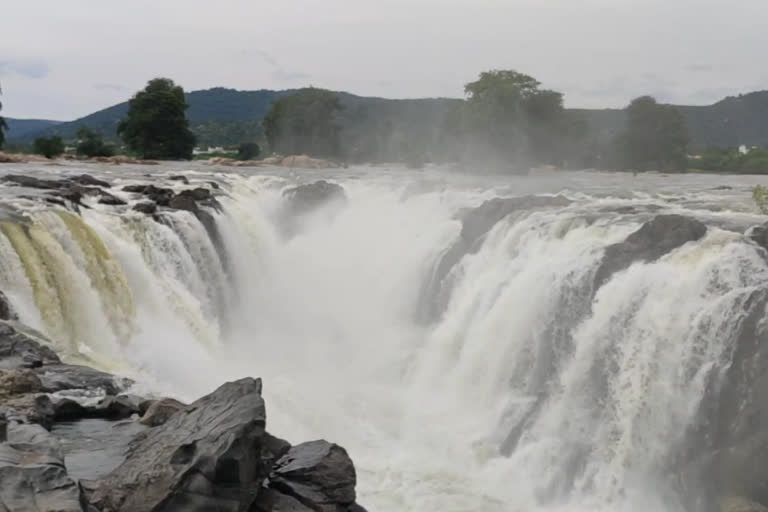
[1,164,767,511]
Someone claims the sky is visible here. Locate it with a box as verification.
[2,0,768,120]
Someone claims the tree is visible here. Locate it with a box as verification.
[619,96,689,171]
[461,70,569,168]
[75,127,115,157]
[0,83,6,149]
[33,136,64,159]
[263,88,342,158]
[117,78,196,159]
[237,142,260,160]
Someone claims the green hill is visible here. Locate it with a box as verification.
[3,118,63,139]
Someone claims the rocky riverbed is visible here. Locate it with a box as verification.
[0,321,366,511]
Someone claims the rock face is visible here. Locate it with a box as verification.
[0,323,61,369]
[593,214,707,290]
[0,290,17,321]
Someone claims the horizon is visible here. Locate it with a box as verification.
[4,0,768,120]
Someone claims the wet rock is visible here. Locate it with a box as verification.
[133,201,157,215]
[90,394,141,420]
[593,214,707,289]
[0,322,61,369]
[0,174,64,190]
[251,488,314,512]
[122,184,174,206]
[36,364,130,395]
[269,441,357,510]
[97,191,127,206]
[181,187,212,201]
[208,180,220,189]
[0,413,6,442]
[92,378,268,512]
[282,181,347,217]
[139,397,185,427]
[1,394,55,428]
[0,368,42,396]
[53,398,89,421]
[0,290,17,321]
[749,222,768,253]
[0,440,86,511]
[169,175,190,184]
[69,174,110,188]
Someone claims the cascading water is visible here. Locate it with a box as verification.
[0,163,766,511]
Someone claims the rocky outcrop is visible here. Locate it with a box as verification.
[139,397,185,427]
[593,214,707,290]
[0,322,61,369]
[282,181,347,217]
[133,201,157,215]
[0,290,17,321]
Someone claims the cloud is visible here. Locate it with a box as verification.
[247,49,310,83]
[93,83,125,91]
[0,58,49,79]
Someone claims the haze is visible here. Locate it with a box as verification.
[2,0,767,119]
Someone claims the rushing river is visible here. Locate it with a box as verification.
[1,161,767,511]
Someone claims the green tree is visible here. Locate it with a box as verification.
[117,78,196,159]
[0,83,7,149]
[75,127,115,157]
[461,70,569,168]
[33,136,65,159]
[237,142,260,160]
[263,88,342,158]
[619,96,689,171]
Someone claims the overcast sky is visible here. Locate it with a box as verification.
[3,0,767,120]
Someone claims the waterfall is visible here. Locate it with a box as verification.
[0,167,765,511]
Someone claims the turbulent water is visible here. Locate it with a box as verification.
[1,162,767,511]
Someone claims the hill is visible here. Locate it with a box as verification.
[3,118,63,139]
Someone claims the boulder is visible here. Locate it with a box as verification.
[179,187,212,201]
[593,214,707,289]
[133,201,157,215]
[0,290,17,321]
[0,394,55,428]
[69,174,110,188]
[282,181,347,217]
[97,191,127,206]
[169,175,190,184]
[89,394,141,420]
[0,322,61,369]
[0,174,64,190]
[139,397,186,427]
[36,364,130,395]
[749,222,768,253]
[91,378,269,512]
[0,439,86,512]
[269,441,357,511]
[122,184,174,206]
[251,488,314,512]
[52,398,89,421]
[0,368,42,397]
[0,413,6,442]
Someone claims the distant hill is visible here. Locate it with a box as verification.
[4,118,63,139]
[10,87,768,153]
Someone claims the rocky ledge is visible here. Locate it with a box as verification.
[0,321,366,512]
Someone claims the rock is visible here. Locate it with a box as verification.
[133,201,157,215]
[169,175,190,184]
[0,368,42,396]
[1,394,55,428]
[179,187,212,201]
[89,394,141,420]
[269,441,357,510]
[168,193,199,214]
[0,413,6,442]
[36,364,130,395]
[91,378,269,512]
[282,181,347,217]
[53,398,89,421]
[97,191,127,206]
[593,214,707,289]
[207,181,220,189]
[69,174,110,188]
[122,184,174,206]
[0,441,86,512]
[749,222,768,252]
[251,488,315,512]
[720,496,768,512]
[0,290,17,321]
[0,174,64,190]
[139,397,185,427]
[0,322,61,369]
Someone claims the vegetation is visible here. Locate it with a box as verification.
[118,78,196,159]
[753,185,768,214]
[0,83,6,149]
[33,136,65,158]
[263,88,342,158]
[691,147,768,174]
[75,127,115,157]
[617,96,689,171]
[237,142,260,160]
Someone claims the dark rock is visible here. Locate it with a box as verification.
[0,440,86,511]
[122,184,174,206]
[282,181,347,217]
[749,222,768,253]
[138,398,154,415]
[168,192,199,214]
[0,413,6,442]
[251,488,314,512]
[69,174,110,188]
[1,174,64,190]
[270,441,357,510]
[1,394,55,428]
[133,201,157,215]
[0,322,61,369]
[208,181,221,189]
[180,187,212,201]
[90,394,141,420]
[92,378,268,512]
[36,364,130,395]
[139,397,185,427]
[0,290,17,321]
[169,175,190,184]
[97,191,127,206]
[593,214,707,289]
[0,368,42,396]
[53,398,89,421]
